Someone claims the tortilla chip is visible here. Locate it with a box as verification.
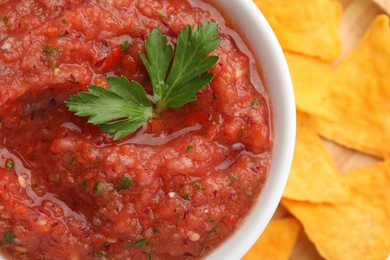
[315,15,390,158]
[283,160,390,260]
[344,160,390,215]
[283,112,350,203]
[253,0,342,61]
[285,52,336,120]
[243,218,301,260]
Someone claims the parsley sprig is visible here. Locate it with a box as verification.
[66,21,221,140]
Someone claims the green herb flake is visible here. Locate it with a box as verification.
[148,252,153,260]
[62,18,68,24]
[237,128,244,136]
[208,217,225,234]
[100,241,110,247]
[54,174,62,185]
[43,45,62,57]
[152,228,160,234]
[94,251,105,257]
[123,241,132,248]
[208,226,218,234]
[93,181,106,196]
[69,159,77,165]
[229,174,239,183]
[157,12,166,18]
[81,181,88,190]
[176,214,182,223]
[123,240,133,248]
[117,176,132,190]
[2,16,8,23]
[186,145,193,153]
[121,40,130,51]
[252,99,259,107]
[208,218,214,223]
[65,22,221,140]
[192,182,202,189]
[135,237,149,247]
[3,231,15,244]
[68,79,80,84]
[89,160,99,166]
[5,158,14,171]
[251,158,259,163]
[182,193,190,200]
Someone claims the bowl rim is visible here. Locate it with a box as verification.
[205,0,296,259]
[0,1,295,259]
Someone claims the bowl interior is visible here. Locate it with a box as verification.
[205,0,295,259]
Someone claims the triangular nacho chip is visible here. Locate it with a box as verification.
[243,218,302,260]
[285,52,336,121]
[283,160,390,260]
[315,15,390,158]
[344,160,390,215]
[283,112,350,203]
[253,0,342,61]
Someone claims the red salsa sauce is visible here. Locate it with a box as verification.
[0,0,272,259]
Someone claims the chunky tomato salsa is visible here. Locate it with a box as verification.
[0,0,272,259]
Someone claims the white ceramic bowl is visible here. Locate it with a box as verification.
[0,1,294,259]
[206,0,296,259]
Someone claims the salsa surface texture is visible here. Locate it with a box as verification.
[0,0,273,259]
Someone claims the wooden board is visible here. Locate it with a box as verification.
[373,0,390,14]
[271,0,386,259]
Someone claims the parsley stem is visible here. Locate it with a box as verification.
[155,102,167,116]
[152,110,161,119]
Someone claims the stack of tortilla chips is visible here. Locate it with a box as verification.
[244,0,390,259]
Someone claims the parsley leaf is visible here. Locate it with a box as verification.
[141,21,221,113]
[139,27,173,107]
[66,77,153,140]
[66,22,221,140]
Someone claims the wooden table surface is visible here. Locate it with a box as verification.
[271,0,387,259]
